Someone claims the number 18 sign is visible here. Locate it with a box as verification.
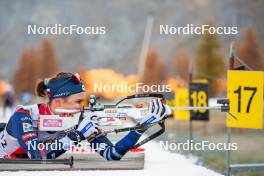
[227,70,264,129]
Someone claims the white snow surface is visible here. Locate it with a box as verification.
[0,108,222,176]
[1,140,222,176]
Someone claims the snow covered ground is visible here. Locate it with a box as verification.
[0,140,222,176]
[0,107,222,175]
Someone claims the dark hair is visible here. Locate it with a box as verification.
[36,72,74,97]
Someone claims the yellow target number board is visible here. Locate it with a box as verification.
[174,88,190,120]
[227,70,264,129]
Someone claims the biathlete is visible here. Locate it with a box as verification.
[0,72,170,160]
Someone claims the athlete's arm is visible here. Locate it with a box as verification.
[7,111,46,159]
[90,131,142,160]
[8,110,77,159]
[89,99,170,160]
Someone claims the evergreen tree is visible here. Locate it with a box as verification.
[195,22,226,96]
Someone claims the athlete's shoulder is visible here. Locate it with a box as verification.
[10,109,31,123]
[15,104,39,112]
[14,104,40,119]
[6,105,35,137]
[9,104,38,122]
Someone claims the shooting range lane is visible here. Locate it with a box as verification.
[0,114,220,175]
[0,139,221,176]
[0,118,145,171]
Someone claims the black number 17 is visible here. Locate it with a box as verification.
[233,86,257,113]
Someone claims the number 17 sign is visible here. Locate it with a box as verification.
[227,70,264,129]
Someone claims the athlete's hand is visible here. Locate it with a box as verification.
[140,99,171,126]
[77,117,100,139]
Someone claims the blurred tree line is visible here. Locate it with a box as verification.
[236,28,264,70]
[141,49,167,85]
[11,24,264,98]
[141,23,264,97]
[13,39,59,96]
[194,22,226,96]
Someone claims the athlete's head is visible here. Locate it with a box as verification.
[36,72,86,113]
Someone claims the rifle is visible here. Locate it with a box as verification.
[63,93,230,148]
[40,93,230,148]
